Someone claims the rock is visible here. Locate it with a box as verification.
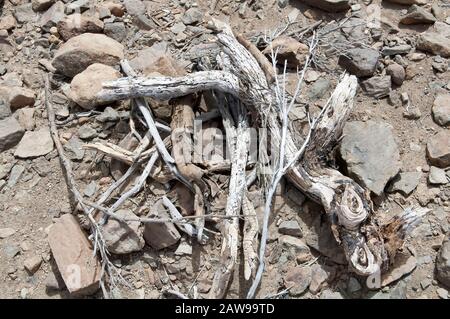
[320,289,344,299]
[279,235,311,261]
[182,8,203,25]
[0,117,24,152]
[15,108,35,131]
[7,164,25,188]
[296,0,350,12]
[174,241,192,256]
[0,87,35,111]
[52,33,124,78]
[381,252,417,286]
[427,131,450,167]
[400,5,436,25]
[123,0,154,30]
[437,288,448,299]
[284,266,312,296]
[308,78,331,100]
[48,214,101,295]
[23,255,42,274]
[0,99,11,120]
[77,124,97,140]
[83,181,97,197]
[382,44,412,56]
[0,228,16,239]
[57,14,104,41]
[13,4,37,24]
[278,220,302,237]
[65,0,90,14]
[0,15,17,31]
[64,136,85,161]
[97,107,119,122]
[309,264,329,294]
[143,199,181,250]
[341,121,401,195]
[262,36,309,68]
[104,2,125,17]
[432,94,450,127]
[361,76,392,99]
[384,0,427,4]
[417,32,450,58]
[102,209,145,254]
[3,244,20,258]
[14,128,54,159]
[69,63,121,109]
[338,48,380,77]
[428,166,447,185]
[170,22,186,35]
[32,0,55,12]
[104,22,127,42]
[436,236,450,287]
[39,1,65,32]
[347,277,362,293]
[386,63,405,86]
[387,172,421,196]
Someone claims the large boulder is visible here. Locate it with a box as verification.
[69,63,121,109]
[340,121,401,195]
[52,33,124,77]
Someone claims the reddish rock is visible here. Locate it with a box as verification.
[48,214,101,296]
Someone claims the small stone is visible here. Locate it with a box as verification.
[338,48,380,77]
[52,33,124,78]
[97,107,119,122]
[361,76,391,99]
[262,37,309,69]
[170,22,186,34]
[436,236,450,287]
[381,252,417,287]
[23,255,42,274]
[65,0,90,14]
[83,181,97,197]
[296,0,350,12]
[0,15,17,31]
[69,63,121,109]
[279,235,311,261]
[102,209,145,254]
[428,166,448,185]
[174,241,192,256]
[7,164,25,188]
[1,87,35,111]
[417,32,450,58]
[427,131,450,167]
[0,117,24,152]
[387,172,421,196]
[309,264,329,294]
[400,5,436,25]
[432,93,450,127]
[57,14,104,41]
[45,271,65,291]
[320,289,344,299]
[0,228,16,239]
[13,4,37,24]
[284,266,312,296]
[437,288,448,299]
[182,8,203,25]
[278,220,302,237]
[304,70,320,83]
[308,78,331,100]
[14,128,54,159]
[32,0,55,12]
[104,22,127,42]
[341,121,401,195]
[78,125,97,140]
[104,2,125,17]
[382,44,412,57]
[386,63,405,86]
[420,279,431,290]
[348,277,362,293]
[39,1,65,32]
[15,107,35,131]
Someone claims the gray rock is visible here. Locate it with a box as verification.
[3,244,20,259]
[13,4,37,24]
[104,22,127,42]
[182,8,203,25]
[45,271,65,291]
[174,241,192,256]
[296,0,350,12]
[347,277,362,293]
[427,131,450,167]
[14,128,54,159]
[387,172,421,196]
[170,22,186,34]
[278,220,302,237]
[0,228,16,239]
[436,236,450,288]
[0,99,11,120]
[78,125,97,140]
[432,93,450,126]
[7,164,25,188]
[124,0,155,30]
[40,1,65,32]
[97,107,119,122]
[386,63,405,86]
[428,166,448,185]
[417,32,450,58]
[320,289,344,299]
[309,264,330,294]
[338,48,379,77]
[143,199,181,250]
[437,288,448,299]
[0,117,24,152]
[83,181,97,197]
[361,76,392,99]
[400,5,436,25]
[15,107,35,131]
[341,121,401,195]
[308,78,331,100]
[384,0,427,4]
[279,235,311,261]
[102,209,145,254]
[32,0,56,12]
[64,136,84,161]
[432,56,448,73]
[381,252,416,287]
[65,0,90,14]
[382,44,412,56]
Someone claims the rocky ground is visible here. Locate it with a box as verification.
[0,0,449,299]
